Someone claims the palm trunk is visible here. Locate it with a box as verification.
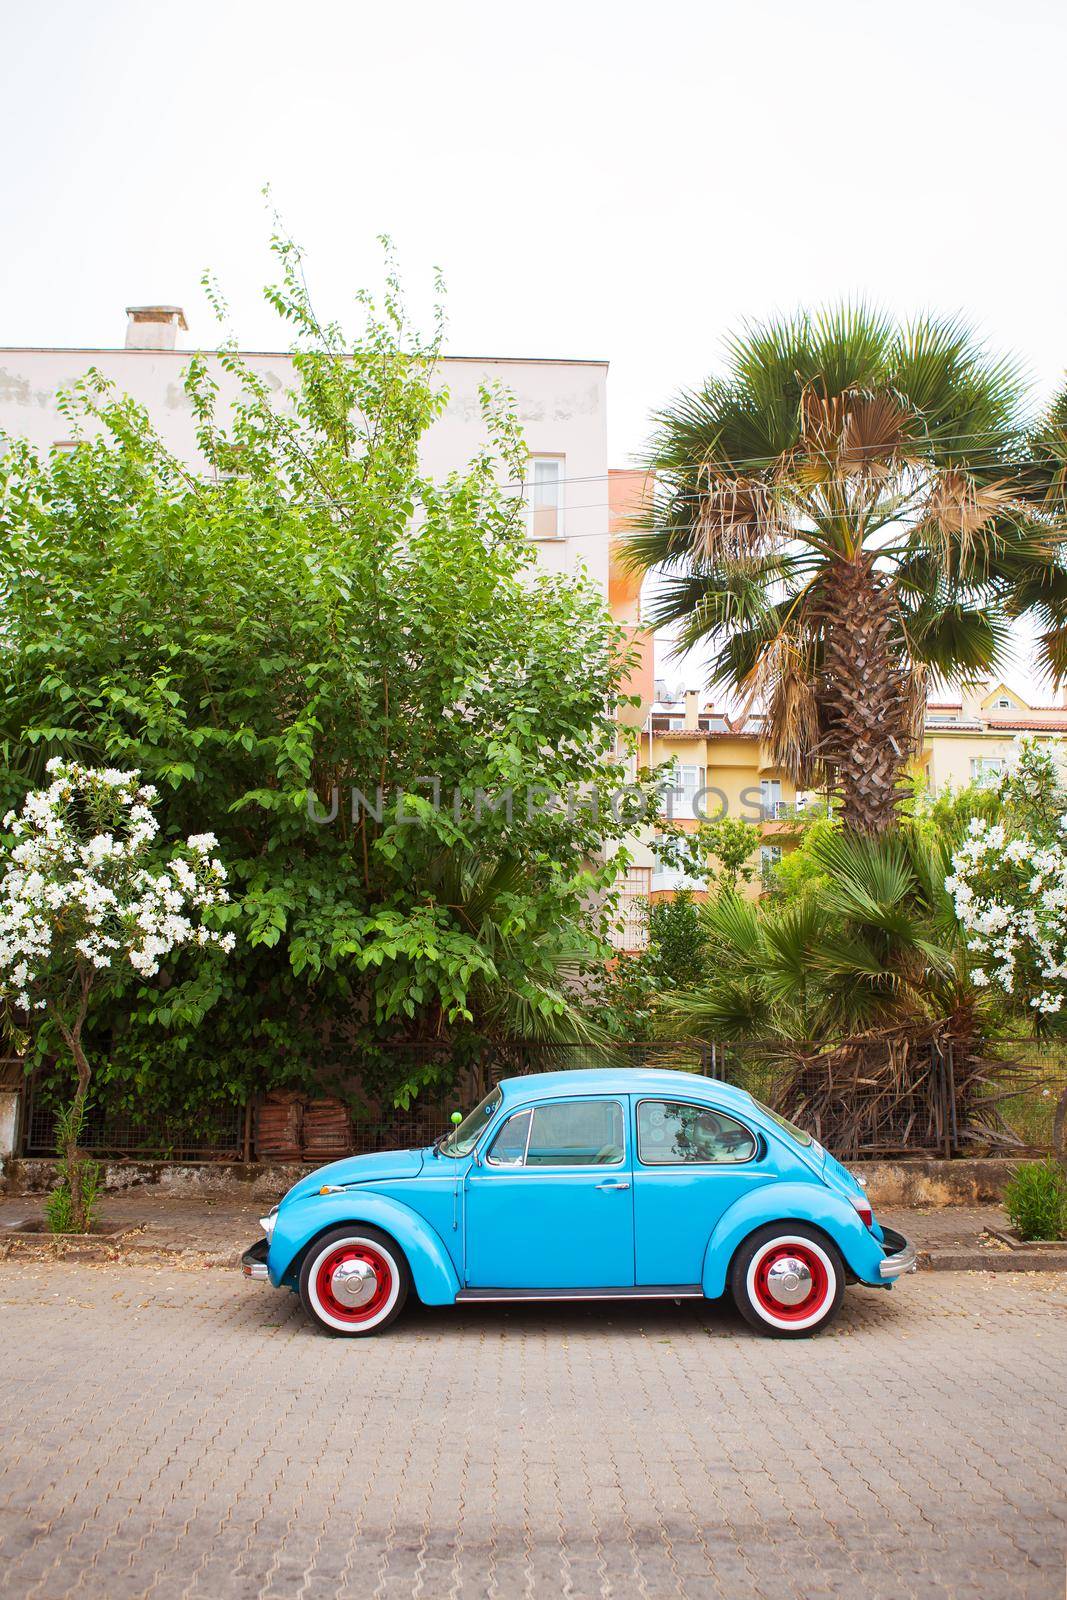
[817,556,915,833]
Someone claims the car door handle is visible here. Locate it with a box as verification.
[595,1180,631,1191]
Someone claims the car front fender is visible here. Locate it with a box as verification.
[700,1181,887,1297]
[268,1189,461,1306]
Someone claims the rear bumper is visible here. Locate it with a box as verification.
[878,1226,918,1280]
[242,1239,270,1280]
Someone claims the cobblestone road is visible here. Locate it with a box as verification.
[0,1261,1064,1599]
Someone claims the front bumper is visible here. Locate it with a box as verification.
[878,1226,918,1280]
[242,1239,270,1280]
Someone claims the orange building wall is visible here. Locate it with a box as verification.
[608,468,654,726]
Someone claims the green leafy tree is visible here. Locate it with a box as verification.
[586,892,712,1041]
[627,306,1067,833]
[656,815,760,895]
[0,230,654,1112]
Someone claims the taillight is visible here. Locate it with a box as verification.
[849,1193,873,1229]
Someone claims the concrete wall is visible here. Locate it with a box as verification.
[608,469,654,723]
[2,1154,1024,1209]
[0,346,610,594]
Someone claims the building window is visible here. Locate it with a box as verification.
[610,866,651,951]
[760,778,783,820]
[995,698,1012,709]
[971,757,1006,785]
[760,844,782,885]
[529,457,563,538]
[663,764,704,819]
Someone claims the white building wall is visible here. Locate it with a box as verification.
[0,346,610,594]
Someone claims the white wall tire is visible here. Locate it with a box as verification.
[298,1225,409,1337]
[730,1225,845,1338]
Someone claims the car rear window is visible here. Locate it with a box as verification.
[637,1101,757,1165]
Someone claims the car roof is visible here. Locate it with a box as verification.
[496,1068,755,1113]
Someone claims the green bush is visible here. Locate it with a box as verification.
[1003,1159,1067,1242]
[44,1162,103,1236]
[44,1099,103,1235]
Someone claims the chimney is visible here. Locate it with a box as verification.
[124,305,188,351]
[684,689,699,730]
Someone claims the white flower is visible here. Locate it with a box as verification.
[0,764,234,1009]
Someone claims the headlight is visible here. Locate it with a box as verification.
[259,1205,279,1240]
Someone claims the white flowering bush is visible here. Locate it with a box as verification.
[0,760,235,1227]
[948,738,1067,1018]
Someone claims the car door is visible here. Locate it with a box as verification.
[631,1096,773,1285]
[464,1095,635,1289]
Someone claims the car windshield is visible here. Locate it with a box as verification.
[750,1097,814,1147]
[438,1090,502,1157]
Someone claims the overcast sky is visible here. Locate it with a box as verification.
[3,0,1065,694]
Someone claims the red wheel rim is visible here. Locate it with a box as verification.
[314,1244,393,1324]
[752,1243,829,1322]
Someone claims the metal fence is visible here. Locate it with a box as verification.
[705,1038,1067,1159]
[962,1041,1067,1152]
[20,1080,246,1162]
[334,1040,715,1156]
[16,1035,1067,1164]
[704,1040,958,1159]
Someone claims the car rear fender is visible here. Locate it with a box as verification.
[700,1181,887,1296]
[269,1190,460,1305]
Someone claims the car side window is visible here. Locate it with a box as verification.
[486,1110,531,1166]
[487,1099,624,1167]
[637,1100,757,1165]
[525,1099,625,1166]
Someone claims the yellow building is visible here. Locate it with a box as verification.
[611,679,1067,951]
[611,690,803,947]
[918,680,1067,793]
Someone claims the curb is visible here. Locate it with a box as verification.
[919,1248,1067,1273]
[3,1237,1067,1273]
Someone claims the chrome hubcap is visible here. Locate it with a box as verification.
[330,1258,378,1308]
[765,1256,813,1306]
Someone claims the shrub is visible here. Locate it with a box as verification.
[45,1099,104,1235]
[1003,1159,1067,1242]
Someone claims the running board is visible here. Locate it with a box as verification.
[455,1285,703,1302]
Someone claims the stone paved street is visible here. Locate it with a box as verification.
[0,1261,1064,1600]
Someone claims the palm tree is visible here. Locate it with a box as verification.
[628,307,1067,832]
[415,847,612,1046]
[664,828,975,1046]
[660,827,1008,1155]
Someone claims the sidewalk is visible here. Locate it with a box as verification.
[0,1192,257,1266]
[3,1191,1065,1271]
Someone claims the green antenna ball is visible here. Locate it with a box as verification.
[450,1111,463,1125]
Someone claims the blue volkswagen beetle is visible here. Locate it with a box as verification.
[243,1069,916,1338]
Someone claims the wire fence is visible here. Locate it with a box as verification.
[20,1087,245,1162]
[16,1036,1067,1164]
[705,1040,957,1158]
[330,1041,715,1157]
